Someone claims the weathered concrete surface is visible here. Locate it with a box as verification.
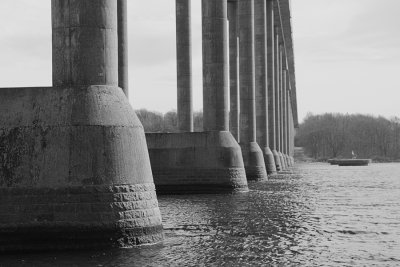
[238,0,268,181]
[0,0,162,251]
[228,0,240,141]
[52,0,118,88]
[146,132,248,194]
[254,0,275,176]
[0,86,163,251]
[118,0,129,96]
[202,0,229,132]
[176,0,193,132]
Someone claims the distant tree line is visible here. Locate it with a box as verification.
[135,109,203,133]
[295,113,400,161]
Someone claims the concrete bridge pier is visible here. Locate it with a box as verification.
[282,69,290,167]
[118,0,129,96]
[228,0,240,142]
[238,0,268,181]
[266,0,280,173]
[146,0,248,194]
[278,43,287,171]
[176,0,194,132]
[0,0,163,251]
[254,0,276,176]
[272,27,283,171]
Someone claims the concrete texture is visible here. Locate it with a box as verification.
[282,70,288,160]
[266,0,280,173]
[0,86,163,251]
[52,0,118,88]
[146,132,249,194]
[228,0,240,141]
[118,0,129,96]
[202,0,229,132]
[273,28,283,171]
[0,0,163,251]
[238,0,268,181]
[279,46,287,170]
[176,0,193,132]
[254,0,275,176]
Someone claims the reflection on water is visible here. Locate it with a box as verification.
[2,163,400,266]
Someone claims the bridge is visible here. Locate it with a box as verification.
[0,0,297,251]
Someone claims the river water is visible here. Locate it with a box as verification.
[1,163,400,266]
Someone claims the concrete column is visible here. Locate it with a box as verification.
[118,0,128,96]
[283,69,289,167]
[52,0,118,87]
[202,0,229,131]
[279,45,287,170]
[238,0,267,181]
[228,0,240,141]
[254,0,276,175]
[273,28,282,171]
[289,91,295,165]
[176,0,194,132]
[0,0,165,250]
[266,0,279,173]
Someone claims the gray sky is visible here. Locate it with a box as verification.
[0,0,399,123]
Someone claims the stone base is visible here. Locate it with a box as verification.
[240,142,268,181]
[146,131,249,194]
[272,149,282,172]
[262,147,277,175]
[0,184,163,252]
[0,86,163,251]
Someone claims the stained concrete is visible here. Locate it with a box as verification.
[176,0,193,132]
[146,131,248,194]
[0,86,163,251]
[118,0,129,96]
[202,0,229,132]
[0,0,162,251]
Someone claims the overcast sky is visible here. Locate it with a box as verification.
[0,0,399,123]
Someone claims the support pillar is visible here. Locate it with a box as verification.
[279,45,287,170]
[118,0,129,96]
[283,69,289,167]
[176,0,193,132]
[238,0,268,181]
[266,0,280,173]
[146,0,248,194]
[228,0,240,141]
[203,0,229,132]
[0,0,163,251]
[273,28,282,171]
[254,0,275,175]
